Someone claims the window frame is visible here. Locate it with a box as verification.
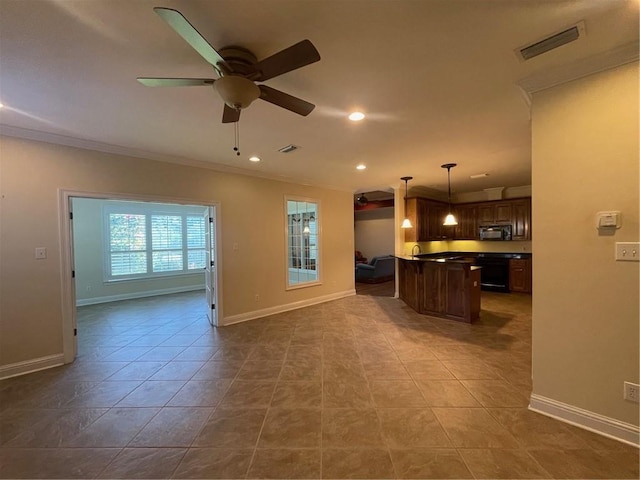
[284,195,321,290]
[103,203,206,282]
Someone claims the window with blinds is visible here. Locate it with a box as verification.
[106,206,206,280]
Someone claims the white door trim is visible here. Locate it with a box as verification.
[58,189,223,364]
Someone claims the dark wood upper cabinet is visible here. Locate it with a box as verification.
[478,201,512,225]
[403,197,419,243]
[453,204,478,240]
[404,196,531,242]
[404,198,451,242]
[427,201,450,241]
[511,198,531,241]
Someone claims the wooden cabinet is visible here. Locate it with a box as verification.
[478,201,512,225]
[465,198,531,240]
[405,197,531,242]
[398,258,481,323]
[398,258,421,311]
[403,197,420,243]
[404,198,451,242]
[511,198,531,241]
[453,204,478,240]
[427,202,450,241]
[509,258,532,293]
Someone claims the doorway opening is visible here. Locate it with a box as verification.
[353,190,395,297]
[59,190,221,364]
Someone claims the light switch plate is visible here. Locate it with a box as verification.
[615,242,640,262]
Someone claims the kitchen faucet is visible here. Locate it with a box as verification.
[411,244,422,258]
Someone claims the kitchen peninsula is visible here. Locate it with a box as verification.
[396,254,481,323]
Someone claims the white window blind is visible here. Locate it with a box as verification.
[151,215,183,272]
[106,205,206,280]
[186,216,206,270]
[109,214,147,276]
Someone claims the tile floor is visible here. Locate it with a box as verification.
[0,290,638,479]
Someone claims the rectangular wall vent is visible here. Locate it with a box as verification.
[278,144,299,154]
[517,21,585,61]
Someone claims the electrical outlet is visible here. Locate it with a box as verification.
[624,382,639,403]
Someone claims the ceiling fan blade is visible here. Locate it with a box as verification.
[153,7,229,74]
[137,77,215,87]
[258,85,315,116]
[222,104,240,123]
[253,39,320,81]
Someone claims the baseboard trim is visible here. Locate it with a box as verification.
[222,289,356,326]
[76,285,204,306]
[529,393,639,447]
[0,354,65,380]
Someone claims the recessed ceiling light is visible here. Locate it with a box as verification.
[356,164,366,170]
[249,156,261,162]
[348,111,365,121]
[470,173,488,179]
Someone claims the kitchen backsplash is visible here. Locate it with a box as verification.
[405,240,531,255]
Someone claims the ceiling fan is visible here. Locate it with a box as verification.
[138,7,321,124]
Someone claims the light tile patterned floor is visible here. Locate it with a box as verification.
[0,290,638,479]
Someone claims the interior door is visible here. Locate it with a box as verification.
[204,206,217,326]
[69,198,78,358]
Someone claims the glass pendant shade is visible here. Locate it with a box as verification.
[401,218,413,229]
[443,213,458,226]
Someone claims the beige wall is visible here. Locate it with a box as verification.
[355,208,395,259]
[0,136,355,367]
[531,62,639,426]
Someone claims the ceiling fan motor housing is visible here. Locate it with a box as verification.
[214,75,260,109]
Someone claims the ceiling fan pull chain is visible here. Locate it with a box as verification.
[233,119,240,156]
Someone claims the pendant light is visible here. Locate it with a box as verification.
[441,163,458,226]
[400,176,413,229]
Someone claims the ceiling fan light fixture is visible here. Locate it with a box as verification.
[213,75,260,109]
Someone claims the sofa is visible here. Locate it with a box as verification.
[355,255,395,283]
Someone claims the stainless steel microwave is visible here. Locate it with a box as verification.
[479,225,512,241]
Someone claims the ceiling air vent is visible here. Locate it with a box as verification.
[517,21,585,61]
[278,144,299,154]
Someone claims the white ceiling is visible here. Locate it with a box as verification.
[1,0,637,196]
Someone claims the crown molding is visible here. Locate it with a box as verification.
[0,124,352,194]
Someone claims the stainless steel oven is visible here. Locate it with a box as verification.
[479,225,512,241]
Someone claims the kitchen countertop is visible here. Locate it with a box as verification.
[397,251,531,260]
[394,255,482,270]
